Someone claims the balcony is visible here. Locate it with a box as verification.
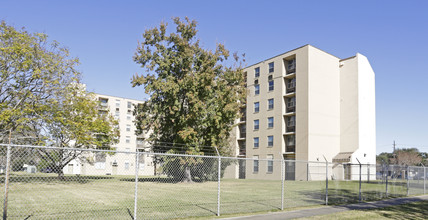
[286,144,295,153]
[286,121,295,132]
[286,103,295,113]
[286,85,295,93]
[238,140,246,156]
[239,132,246,139]
[239,146,246,156]
[286,59,296,75]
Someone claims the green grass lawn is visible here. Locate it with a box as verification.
[300,201,428,220]
[0,172,416,219]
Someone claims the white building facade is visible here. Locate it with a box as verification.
[232,45,376,180]
[63,94,154,176]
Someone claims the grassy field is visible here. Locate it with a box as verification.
[300,201,428,220]
[0,172,415,219]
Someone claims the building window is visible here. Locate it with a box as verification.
[253,156,259,173]
[268,98,274,110]
[267,155,273,172]
[126,136,131,144]
[127,116,131,120]
[115,111,119,117]
[125,161,130,170]
[268,62,274,73]
[268,135,274,147]
[127,101,132,108]
[254,119,259,130]
[253,137,259,148]
[255,84,260,95]
[268,80,274,91]
[255,67,260,78]
[127,109,132,115]
[126,124,131,132]
[115,99,120,107]
[268,117,274,128]
[254,102,259,113]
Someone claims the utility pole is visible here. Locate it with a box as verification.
[393,140,396,153]
[393,140,397,164]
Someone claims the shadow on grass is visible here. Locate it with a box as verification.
[119,177,212,183]
[0,175,114,184]
[374,201,428,219]
[298,188,408,205]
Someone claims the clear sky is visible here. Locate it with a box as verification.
[1,0,428,154]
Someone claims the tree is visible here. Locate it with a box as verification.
[0,21,79,140]
[391,148,422,166]
[0,21,119,178]
[132,17,246,182]
[36,84,119,178]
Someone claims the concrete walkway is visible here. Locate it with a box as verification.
[220,195,428,220]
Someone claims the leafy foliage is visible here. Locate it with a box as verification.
[0,21,119,177]
[132,17,245,181]
[0,21,79,139]
[377,148,425,166]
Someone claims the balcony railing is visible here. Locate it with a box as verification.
[286,103,295,113]
[286,145,295,152]
[239,132,246,139]
[239,147,246,156]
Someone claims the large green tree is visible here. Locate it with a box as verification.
[132,17,246,182]
[0,21,78,139]
[0,21,119,178]
[37,84,119,178]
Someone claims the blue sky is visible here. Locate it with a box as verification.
[1,0,428,154]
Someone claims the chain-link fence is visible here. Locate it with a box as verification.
[0,144,427,219]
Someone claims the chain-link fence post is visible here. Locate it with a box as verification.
[133,151,140,220]
[423,165,426,194]
[217,156,221,216]
[3,131,12,220]
[214,147,221,217]
[280,155,284,210]
[385,163,388,197]
[407,166,410,196]
[356,158,362,202]
[323,156,328,205]
[367,163,370,183]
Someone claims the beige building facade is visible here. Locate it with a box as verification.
[233,45,376,180]
[63,94,154,176]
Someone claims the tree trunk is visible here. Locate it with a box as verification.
[182,166,193,183]
[57,166,65,180]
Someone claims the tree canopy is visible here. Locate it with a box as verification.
[0,21,119,177]
[132,17,246,181]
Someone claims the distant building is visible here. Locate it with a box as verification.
[63,94,154,176]
[231,45,376,180]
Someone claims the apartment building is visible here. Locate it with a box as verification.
[63,93,154,176]
[233,45,376,180]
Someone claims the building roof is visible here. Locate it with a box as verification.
[332,152,354,163]
[246,44,341,69]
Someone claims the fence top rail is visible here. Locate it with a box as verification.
[1,143,427,168]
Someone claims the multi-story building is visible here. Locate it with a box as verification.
[63,93,154,176]
[233,45,376,180]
